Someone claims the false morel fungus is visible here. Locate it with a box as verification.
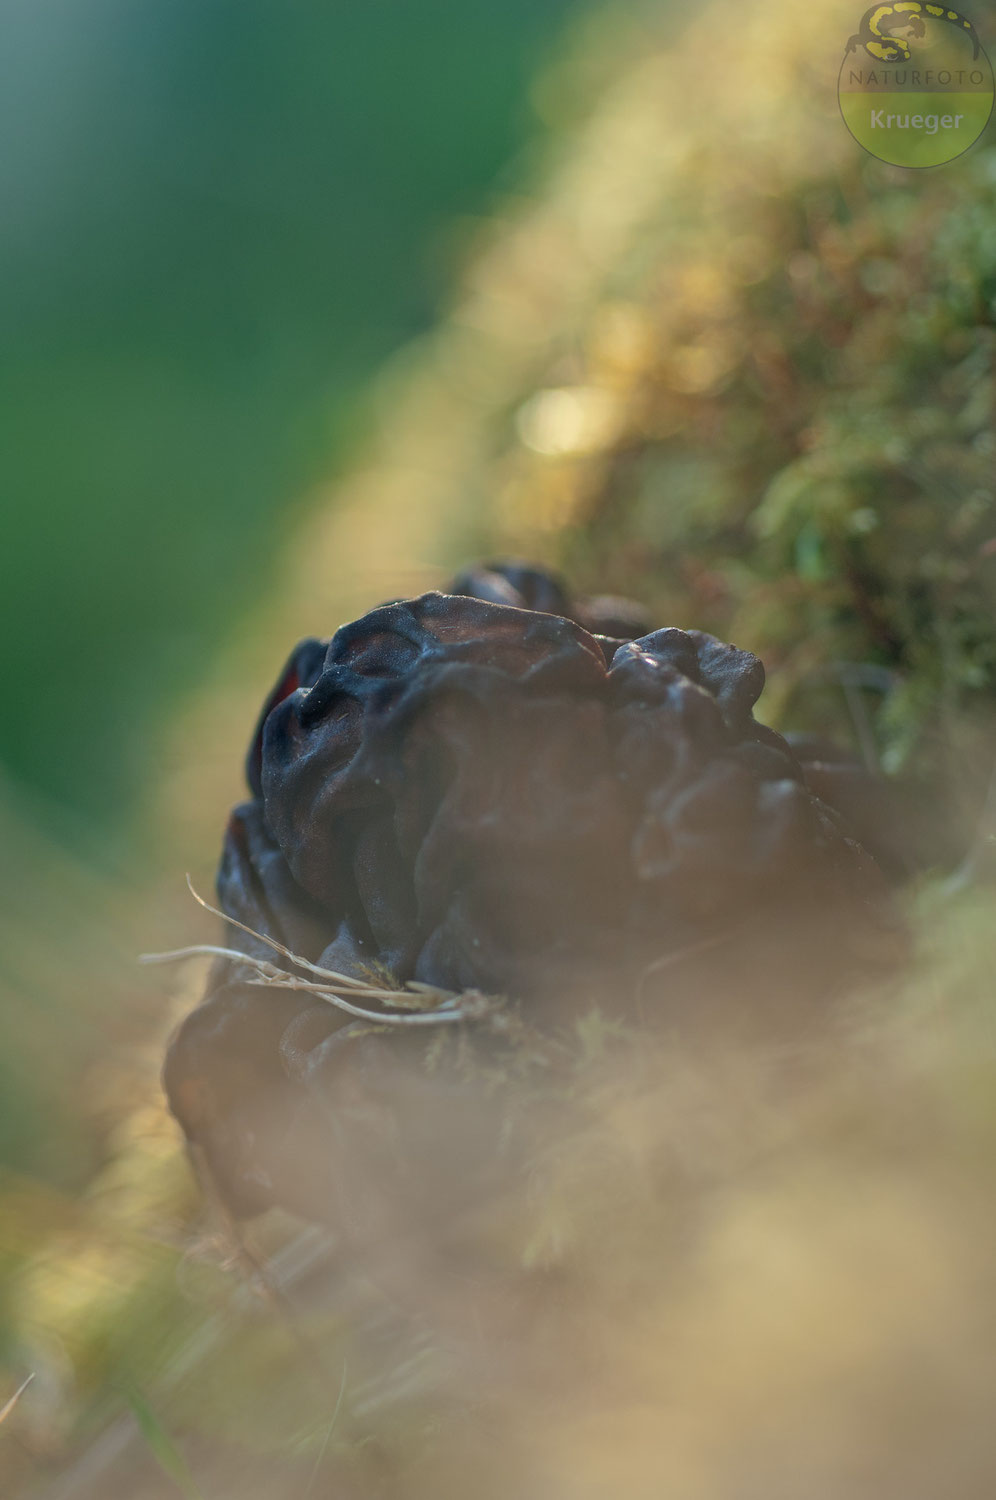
[164,564,906,1222]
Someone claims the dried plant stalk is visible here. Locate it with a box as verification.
[140,877,499,1030]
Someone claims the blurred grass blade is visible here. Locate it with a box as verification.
[123,1384,205,1500]
[0,1372,34,1425]
[303,1360,348,1499]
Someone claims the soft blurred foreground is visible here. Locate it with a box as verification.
[3,0,996,1493]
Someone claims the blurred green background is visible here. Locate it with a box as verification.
[0,0,594,838]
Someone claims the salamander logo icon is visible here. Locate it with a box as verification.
[839,3,993,166]
[847,3,980,64]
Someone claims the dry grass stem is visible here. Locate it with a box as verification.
[139,878,499,1030]
[0,1374,35,1427]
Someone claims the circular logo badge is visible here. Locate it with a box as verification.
[839,4,994,167]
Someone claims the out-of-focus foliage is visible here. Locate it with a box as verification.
[424,12,996,794]
[550,149,996,790]
[3,0,996,1493]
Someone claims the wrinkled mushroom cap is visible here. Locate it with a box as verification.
[164,572,906,1223]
